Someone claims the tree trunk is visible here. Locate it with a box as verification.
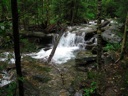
[97,0,102,70]
[120,12,128,59]
[11,0,24,96]
[115,12,128,64]
[47,25,67,63]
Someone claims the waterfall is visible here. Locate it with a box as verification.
[58,31,86,48]
[31,30,86,64]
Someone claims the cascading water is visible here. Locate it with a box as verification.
[31,29,86,64]
[58,31,86,47]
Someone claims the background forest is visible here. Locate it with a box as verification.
[0,0,128,96]
[0,0,127,49]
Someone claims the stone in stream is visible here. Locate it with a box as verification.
[75,51,97,71]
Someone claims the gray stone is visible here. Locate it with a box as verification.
[75,51,97,66]
[101,29,122,43]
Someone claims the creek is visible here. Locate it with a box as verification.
[0,19,121,93]
[30,25,97,64]
[0,23,97,88]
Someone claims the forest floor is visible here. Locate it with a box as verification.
[20,52,128,96]
[0,50,128,96]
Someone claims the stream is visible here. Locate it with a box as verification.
[0,23,97,88]
[30,25,97,64]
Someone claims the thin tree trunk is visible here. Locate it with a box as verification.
[115,12,128,64]
[47,25,67,63]
[97,0,102,70]
[11,0,24,96]
[120,12,128,58]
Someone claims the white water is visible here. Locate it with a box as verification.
[0,52,15,64]
[0,71,13,87]
[31,29,87,64]
[0,25,97,65]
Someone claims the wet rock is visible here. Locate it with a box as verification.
[102,31,121,43]
[85,44,96,50]
[91,46,97,54]
[75,51,97,67]
[101,28,122,43]
[70,27,78,32]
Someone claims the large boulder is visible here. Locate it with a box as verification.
[101,20,122,43]
[101,29,122,43]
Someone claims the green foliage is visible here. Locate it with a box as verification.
[0,21,13,49]
[102,0,117,18]
[115,0,128,22]
[0,21,12,35]
[0,0,127,27]
[103,43,121,51]
[0,36,13,49]
[0,82,17,96]
[87,71,98,80]
[20,38,36,52]
[83,82,97,96]
[52,0,87,23]
[84,0,97,19]
[7,82,17,96]
[18,76,25,82]
[86,13,95,19]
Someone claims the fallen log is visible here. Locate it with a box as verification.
[20,31,46,37]
[6,30,54,38]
